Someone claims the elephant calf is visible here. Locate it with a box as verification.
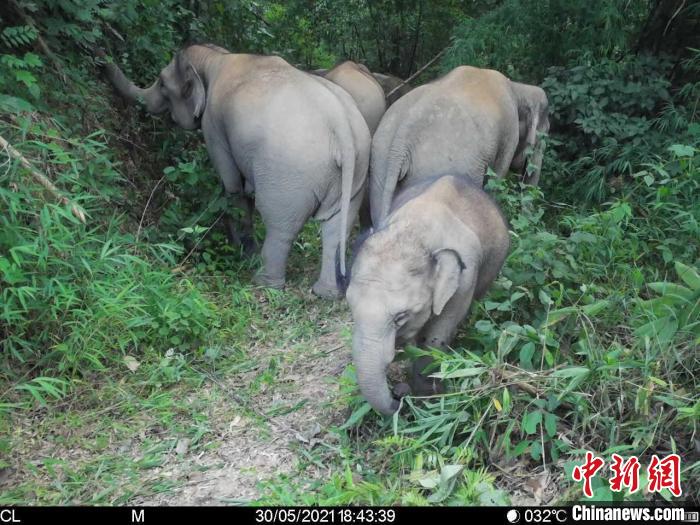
[346,175,510,414]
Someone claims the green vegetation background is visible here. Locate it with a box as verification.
[0,0,698,505]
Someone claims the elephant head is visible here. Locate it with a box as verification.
[346,203,481,415]
[510,82,550,185]
[372,72,412,106]
[102,46,213,130]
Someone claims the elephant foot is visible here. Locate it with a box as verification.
[410,356,446,396]
[312,279,342,299]
[253,270,285,290]
[393,382,412,399]
[410,374,446,396]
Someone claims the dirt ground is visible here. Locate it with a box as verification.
[132,321,353,505]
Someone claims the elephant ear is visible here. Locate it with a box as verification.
[422,200,483,315]
[176,54,206,119]
[431,249,463,316]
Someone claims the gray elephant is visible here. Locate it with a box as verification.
[346,175,510,415]
[372,72,413,106]
[370,65,549,225]
[312,61,386,135]
[102,44,371,298]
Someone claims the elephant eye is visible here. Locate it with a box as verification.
[394,311,409,327]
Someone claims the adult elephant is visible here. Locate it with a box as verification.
[371,72,413,107]
[101,44,370,298]
[369,65,549,225]
[314,61,386,135]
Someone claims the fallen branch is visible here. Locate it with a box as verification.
[0,134,86,223]
[136,175,165,243]
[385,46,449,100]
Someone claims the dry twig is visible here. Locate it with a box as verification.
[385,46,449,100]
[0,134,86,223]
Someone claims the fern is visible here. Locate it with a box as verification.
[0,25,38,48]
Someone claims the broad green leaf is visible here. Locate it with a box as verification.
[519,342,535,368]
[340,401,372,429]
[675,261,700,290]
[581,299,610,316]
[544,412,558,437]
[552,366,590,379]
[542,306,577,327]
[522,410,542,434]
[497,330,519,361]
[511,440,531,457]
[530,440,542,461]
[647,282,693,300]
[434,367,486,379]
[668,144,695,158]
[0,94,34,113]
[538,289,553,306]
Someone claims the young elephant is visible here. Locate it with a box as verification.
[346,175,510,415]
[370,65,549,225]
[101,44,371,298]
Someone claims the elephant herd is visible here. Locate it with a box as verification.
[101,43,549,415]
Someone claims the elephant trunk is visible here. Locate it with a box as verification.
[104,62,167,114]
[352,329,399,415]
[525,117,549,186]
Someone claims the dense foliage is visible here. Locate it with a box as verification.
[1,0,698,505]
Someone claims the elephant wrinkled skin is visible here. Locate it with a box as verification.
[102,44,371,298]
[369,65,549,225]
[346,175,510,415]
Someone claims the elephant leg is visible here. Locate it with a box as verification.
[221,192,256,255]
[254,225,299,289]
[412,271,477,396]
[233,193,257,255]
[314,187,363,298]
[254,189,314,290]
[203,123,255,253]
[494,141,518,180]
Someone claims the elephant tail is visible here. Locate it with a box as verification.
[370,143,409,226]
[333,123,358,283]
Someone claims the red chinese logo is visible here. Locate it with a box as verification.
[572,451,605,498]
[609,453,640,493]
[648,454,682,497]
[572,453,682,498]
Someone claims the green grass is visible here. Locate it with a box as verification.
[1,141,698,505]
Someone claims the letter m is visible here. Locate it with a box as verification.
[132,509,144,523]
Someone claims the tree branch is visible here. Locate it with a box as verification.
[385,45,448,99]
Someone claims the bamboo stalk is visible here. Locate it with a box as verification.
[0,134,86,223]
